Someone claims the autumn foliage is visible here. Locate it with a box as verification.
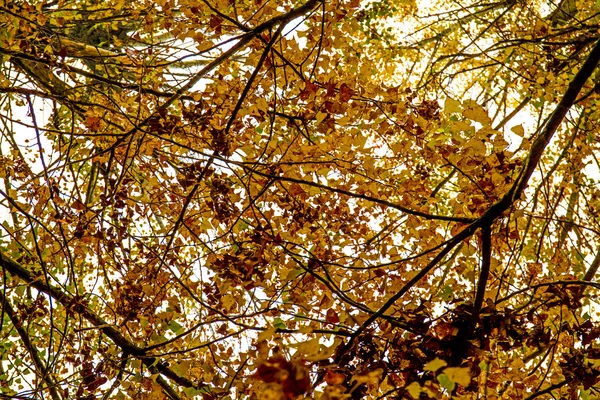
[1,0,600,398]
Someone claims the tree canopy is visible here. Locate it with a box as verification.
[1,0,600,398]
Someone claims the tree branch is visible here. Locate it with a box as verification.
[0,251,210,394]
[330,36,600,374]
[468,224,492,336]
[0,290,63,400]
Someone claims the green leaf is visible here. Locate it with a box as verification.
[580,388,590,400]
[479,360,490,372]
[438,285,453,301]
[184,387,208,397]
[437,373,455,391]
[168,321,184,334]
[236,219,249,231]
[274,318,286,329]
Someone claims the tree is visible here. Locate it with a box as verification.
[1,0,600,398]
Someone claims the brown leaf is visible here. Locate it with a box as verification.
[339,83,354,102]
[326,308,339,324]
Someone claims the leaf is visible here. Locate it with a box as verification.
[300,81,319,100]
[437,373,455,391]
[258,327,277,342]
[316,111,328,124]
[444,97,462,114]
[326,308,340,324]
[466,138,487,157]
[294,338,320,356]
[424,357,447,372]
[511,124,525,137]
[273,318,286,329]
[352,368,383,384]
[339,83,354,102]
[406,382,421,399]
[462,100,492,125]
[324,370,345,385]
[442,367,471,387]
[289,183,307,198]
[183,387,207,398]
[86,116,102,132]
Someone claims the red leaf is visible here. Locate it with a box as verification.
[255,355,310,399]
[325,82,336,98]
[71,199,86,211]
[289,183,307,198]
[339,83,354,102]
[86,116,101,132]
[209,15,223,34]
[326,308,339,324]
[324,369,345,385]
[255,355,292,381]
[300,81,318,101]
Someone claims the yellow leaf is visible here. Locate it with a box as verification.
[449,120,473,133]
[511,124,524,137]
[493,135,509,151]
[466,138,487,157]
[294,338,321,356]
[406,381,421,399]
[172,360,192,376]
[492,172,505,185]
[444,97,462,114]
[37,14,48,25]
[299,326,313,334]
[316,111,328,124]
[462,100,491,125]
[461,245,477,257]
[258,327,277,342]
[424,357,448,372]
[442,367,471,387]
[256,97,269,112]
[352,368,383,384]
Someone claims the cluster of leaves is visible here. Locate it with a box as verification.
[1,0,600,399]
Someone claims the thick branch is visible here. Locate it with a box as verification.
[583,250,600,282]
[0,252,142,354]
[0,251,209,393]
[0,290,62,400]
[524,380,568,400]
[508,38,600,204]
[157,0,322,112]
[468,225,492,336]
[332,37,600,371]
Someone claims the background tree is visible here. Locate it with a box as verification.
[1,0,600,399]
